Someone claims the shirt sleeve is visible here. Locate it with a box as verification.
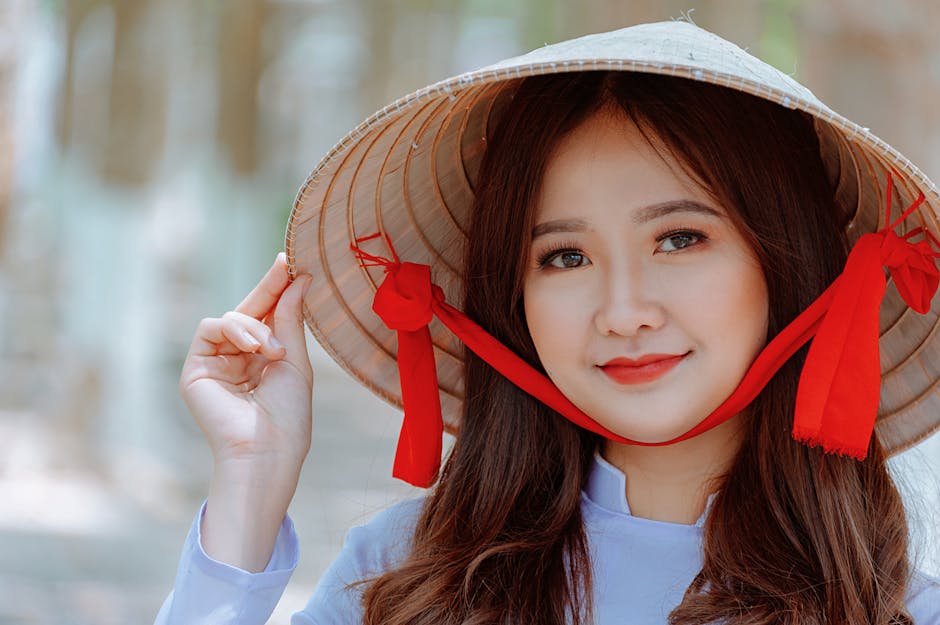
[908,570,940,625]
[290,497,425,625]
[153,500,299,625]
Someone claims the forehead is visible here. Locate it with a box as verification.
[537,108,714,220]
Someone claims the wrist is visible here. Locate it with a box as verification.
[212,440,308,478]
[208,457,302,517]
[213,445,305,473]
[200,458,304,572]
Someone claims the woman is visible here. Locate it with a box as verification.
[156,21,940,624]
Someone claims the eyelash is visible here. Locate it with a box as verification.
[655,227,709,253]
[533,229,709,269]
[535,240,584,269]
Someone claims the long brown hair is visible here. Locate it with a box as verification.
[361,72,914,625]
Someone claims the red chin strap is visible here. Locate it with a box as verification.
[351,171,939,488]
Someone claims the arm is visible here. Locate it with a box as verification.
[153,501,299,625]
[180,253,313,572]
[154,253,314,622]
[153,496,423,625]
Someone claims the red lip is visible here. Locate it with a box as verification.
[598,353,687,385]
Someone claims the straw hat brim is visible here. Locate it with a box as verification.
[287,21,940,457]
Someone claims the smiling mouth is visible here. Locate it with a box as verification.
[598,353,689,385]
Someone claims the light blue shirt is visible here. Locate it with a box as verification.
[155,454,940,624]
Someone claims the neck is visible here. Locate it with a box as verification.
[601,413,747,525]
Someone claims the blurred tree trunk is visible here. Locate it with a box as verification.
[797,0,940,177]
[57,0,104,150]
[361,0,397,116]
[556,0,763,47]
[0,2,16,251]
[216,0,268,176]
[101,0,168,186]
[361,0,459,116]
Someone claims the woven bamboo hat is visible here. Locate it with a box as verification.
[286,20,940,457]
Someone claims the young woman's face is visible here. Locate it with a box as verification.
[523,108,769,443]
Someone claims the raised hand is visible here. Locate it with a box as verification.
[180,252,313,466]
[178,252,313,571]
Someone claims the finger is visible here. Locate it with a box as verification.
[270,273,313,375]
[188,318,243,357]
[188,315,271,358]
[239,352,271,385]
[179,367,256,399]
[186,353,257,387]
[216,342,247,356]
[234,252,290,320]
[222,311,285,359]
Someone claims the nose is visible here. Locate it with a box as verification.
[593,264,666,337]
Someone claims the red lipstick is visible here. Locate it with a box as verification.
[598,353,687,385]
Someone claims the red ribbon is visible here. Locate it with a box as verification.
[352,172,939,487]
[792,173,938,458]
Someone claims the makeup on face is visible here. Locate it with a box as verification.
[597,353,690,385]
[523,109,769,445]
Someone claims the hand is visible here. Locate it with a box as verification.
[179,252,314,470]
[178,252,313,570]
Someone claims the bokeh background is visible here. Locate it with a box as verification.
[1,0,939,623]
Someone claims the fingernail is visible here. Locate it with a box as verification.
[242,330,261,348]
[269,336,284,350]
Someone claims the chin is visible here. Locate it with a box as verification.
[595,413,700,445]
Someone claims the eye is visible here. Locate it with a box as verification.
[656,230,706,253]
[538,248,591,269]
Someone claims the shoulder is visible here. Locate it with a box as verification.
[341,496,426,577]
[294,497,426,624]
[907,569,940,624]
[350,495,425,541]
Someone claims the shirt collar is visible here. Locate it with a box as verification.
[584,452,716,528]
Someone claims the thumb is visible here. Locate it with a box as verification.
[272,274,313,374]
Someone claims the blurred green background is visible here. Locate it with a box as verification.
[0,0,938,623]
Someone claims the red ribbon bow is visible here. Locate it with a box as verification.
[792,173,938,458]
[351,236,445,487]
[352,172,939,487]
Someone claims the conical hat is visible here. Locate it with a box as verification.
[287,20,940,456]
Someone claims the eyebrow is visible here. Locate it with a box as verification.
[531,199,723,239]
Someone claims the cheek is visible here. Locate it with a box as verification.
[522,283,555,353]
[732,256,770,334]
[667,252,768,350]
[523,280,583,362]
[709,261,769,353]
